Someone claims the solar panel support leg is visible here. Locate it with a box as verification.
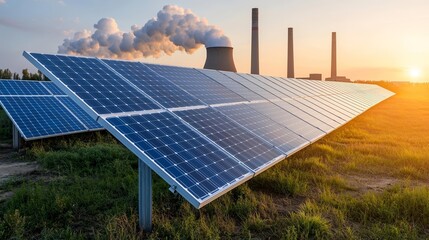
[138,159,152,232]
[12,124,20,150]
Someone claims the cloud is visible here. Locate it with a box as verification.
[58,5,231,59]
[0,0,6,4]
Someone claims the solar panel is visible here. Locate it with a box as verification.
[174,107,284,172]
[0,96,87,139]
[24,51,394,209]
[246,74,290,98]
[197,69,265,101]
[146,64,246,105]
[248,102,326,141]
[28,53,160,115]
[41,81,66,95]
[58,97,102,130]
[0,80,102,140]
[0,80,50,95]
[102,59,205,108]
[221,71,277,100]
[105,112,252,206]
[214,103,309,155]
[276,100,335,132]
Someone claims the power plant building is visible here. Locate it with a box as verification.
[203,47,237,72]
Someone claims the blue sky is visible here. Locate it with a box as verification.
[1,0,428,82]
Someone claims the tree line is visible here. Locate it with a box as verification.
[0,68,49,81]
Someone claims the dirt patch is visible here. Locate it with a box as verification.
[273,195,307,215]
[0,149,39,200]
[345,174,399,193]
[0,161,39,183]
[0,149,38,182]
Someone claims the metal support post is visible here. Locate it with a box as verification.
[139,159,152,232]
[12,124,20,150]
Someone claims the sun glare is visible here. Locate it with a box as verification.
[408,68,422,79]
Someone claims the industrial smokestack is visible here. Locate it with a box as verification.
[204,47,237,72]
[251,8,259,74]
[331,32,337,79]
[287,27,294,78]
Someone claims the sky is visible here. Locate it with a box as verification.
[0,0,428,82]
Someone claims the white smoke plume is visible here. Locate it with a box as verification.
[58,5,231,59]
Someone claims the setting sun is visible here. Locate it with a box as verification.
[408,67,422,79]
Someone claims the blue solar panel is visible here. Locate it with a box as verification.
[247,74,291,98]
[0,96,86,139]
[106,112,252,202]
[41,81,66,95]
[145,64,246,105]
[0,80,50,95]
[248,102,325,141]
[302,97,352,121]
[221,71,277,100]
[215,103,309,154]
[175,107,284,172]
[102,59,204,108]
[28,53,160,114]
[197,69,264,101]
[265,77,304,97]
[263,77,354,121]
[276,100,335,132]
[58,97,102,130]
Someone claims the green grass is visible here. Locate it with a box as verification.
[1,82,429,239]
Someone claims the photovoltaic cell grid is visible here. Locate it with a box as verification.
[0,80,50,95]
[28,53,160,115]
[146,64,246,105]
[0,96,86,139]
[58,97,102,130]
[197,69,264,101]
[172,107,284,172]
[24,52,394,208]
[106,112,252,203]
[0,80,102,140]
[102,59,204,108]
[42,81,66,95]
[215,103,309,154]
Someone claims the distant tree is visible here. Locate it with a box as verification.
[0,68,48,81]
[22,69,30,80]
[0,69,13,79]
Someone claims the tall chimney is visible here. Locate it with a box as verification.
[204,47,237,72]
[251,8,259,74]
[287,27,294,78]
[331,32,337,79]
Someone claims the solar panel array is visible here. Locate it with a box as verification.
[0,80,102,140]
[25,51,394,208]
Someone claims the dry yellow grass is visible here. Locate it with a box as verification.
[291,82,429,181]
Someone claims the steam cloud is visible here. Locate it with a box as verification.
[58,5,231,59]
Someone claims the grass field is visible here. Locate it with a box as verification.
[1,82,429,239]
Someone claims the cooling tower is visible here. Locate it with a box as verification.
[287,27,294,78]
[204,47,237,72]
[251,8,259,74]
[331,32,337,79]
